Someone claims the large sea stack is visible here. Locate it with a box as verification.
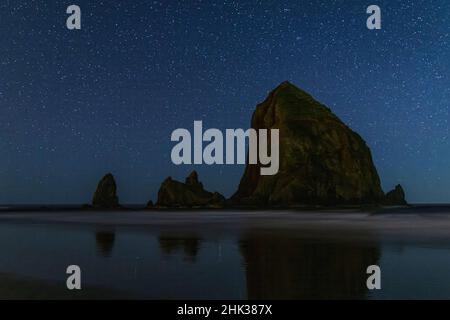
[92,173,120,209]
[232,81,385,207]
[156,171,225,208]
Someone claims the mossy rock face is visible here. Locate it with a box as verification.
[92,173,119,209]
[156,171,225,208]
[232,81,385,206]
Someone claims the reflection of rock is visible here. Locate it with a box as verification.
[232,81,385,207]
[155,171,225,208]
[239,231,380,299]
[95,231,116,257]
[158,234,200,262]
[384,184,407,205]
[92,173,119,209]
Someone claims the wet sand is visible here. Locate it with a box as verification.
[0,207,450,299]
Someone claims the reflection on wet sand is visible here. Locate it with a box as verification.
[158,233,201,262]
[239,231,380,299]
[95,231,116,257]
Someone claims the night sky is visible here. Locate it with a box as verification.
[1,0,449,204]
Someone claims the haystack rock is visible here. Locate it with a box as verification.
[232,81,385,207]
[384,184,407,205]
[156,171,225,208]
[92,173,120,208]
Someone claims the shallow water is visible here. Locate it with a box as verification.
[1,209,450,299]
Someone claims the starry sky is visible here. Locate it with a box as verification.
[1,0,449,204]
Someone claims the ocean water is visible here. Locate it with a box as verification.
[0,208,450,299]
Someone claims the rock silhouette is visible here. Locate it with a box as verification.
[146,200,154,209]
[156,171,225,208]
[232,81,385,206]
[384,184,407,205]
[92,173,120,209]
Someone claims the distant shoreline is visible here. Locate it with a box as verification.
[2,203,450,214]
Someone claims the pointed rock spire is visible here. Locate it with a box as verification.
[92,173,120,209]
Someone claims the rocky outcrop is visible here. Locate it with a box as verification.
[384,184,407,205]
[156,171,225,208]
[146,200,154,209]
[231,81,385,207]
[92,173,120,209]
